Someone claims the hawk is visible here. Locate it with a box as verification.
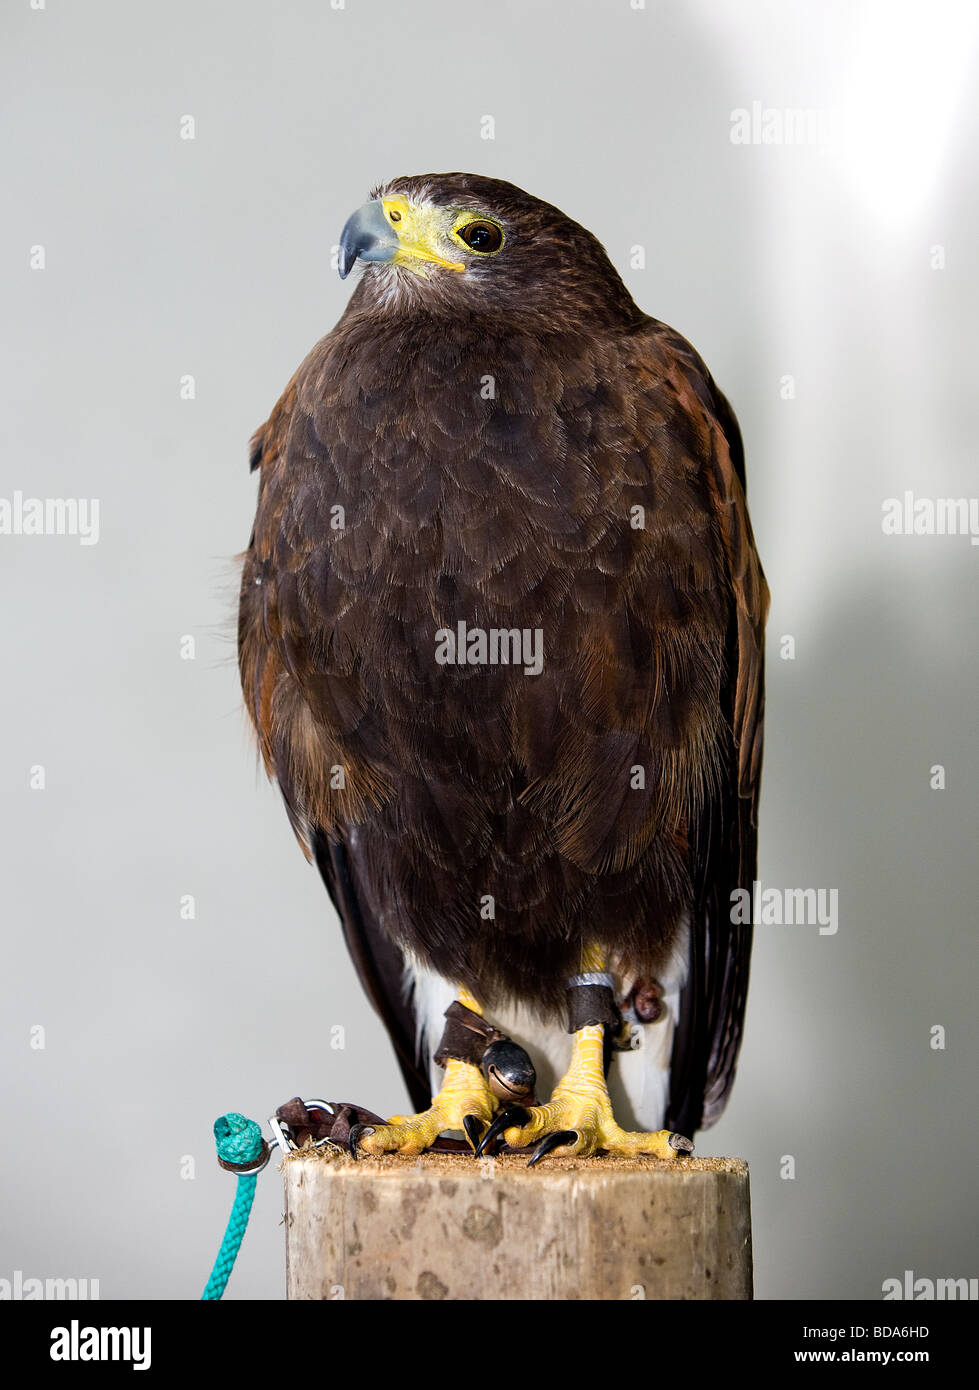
[238,173,768,1162]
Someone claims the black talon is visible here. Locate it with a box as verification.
[668,1131,694,1154]
[474,1105,530,1158]
[528,1130,579,1167]
[462,1114,485,1152]
[347,1122,374,1159]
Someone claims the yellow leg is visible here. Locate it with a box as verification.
[357,986,497,1156]
[495,946,693,1162]
[457,986,481,1015]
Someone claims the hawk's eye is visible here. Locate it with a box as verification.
[456,220,503,254]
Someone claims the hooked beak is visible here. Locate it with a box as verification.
[337,201,400,280]
[337,198,466,280]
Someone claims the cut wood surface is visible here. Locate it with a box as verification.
[283,1148,752,1300]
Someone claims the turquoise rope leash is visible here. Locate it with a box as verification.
[202,1099,341,1298]
[202,1113,267,1301]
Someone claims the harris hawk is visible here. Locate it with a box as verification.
[238,173,768,1162]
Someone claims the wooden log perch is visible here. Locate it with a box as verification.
[283,1149,752,1300]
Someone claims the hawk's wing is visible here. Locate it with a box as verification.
[238,372,431,1112]
[649,328,769,1135]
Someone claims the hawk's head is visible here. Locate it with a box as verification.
[337,172,638,327]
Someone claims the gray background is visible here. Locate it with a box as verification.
[2,0,977,1301]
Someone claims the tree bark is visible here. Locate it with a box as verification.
[284,1150,752,1300]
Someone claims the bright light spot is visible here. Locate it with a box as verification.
[839,0,979,227]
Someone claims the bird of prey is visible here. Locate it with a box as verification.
[238,173,768,1163]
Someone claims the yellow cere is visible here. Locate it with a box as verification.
[381,195,466,276]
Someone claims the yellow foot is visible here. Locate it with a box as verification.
[474,1022,694,1164]
[479,1094,693,1163]
[354,1060,496,1157]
